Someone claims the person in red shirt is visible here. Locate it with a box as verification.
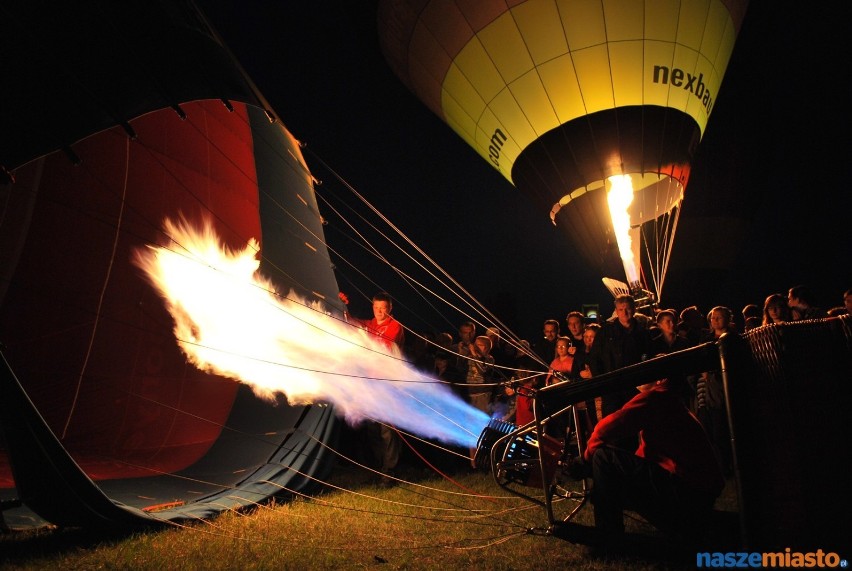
[581,375,724,551]
[344,291,404,350]
[545,336,575,387]
[342,291,405,486]
[543,336,581,439]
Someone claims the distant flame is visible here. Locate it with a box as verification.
[607,174,640,284]
[134,217,487,447]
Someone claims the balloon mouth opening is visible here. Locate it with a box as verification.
[549,172,684,293]
[549,172,684,224]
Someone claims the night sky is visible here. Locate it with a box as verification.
[197,1,850,338]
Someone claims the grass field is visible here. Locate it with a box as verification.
[0,452,741,571]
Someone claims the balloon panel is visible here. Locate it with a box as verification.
[609,42,645,105]
[379,0,746,193]
[248,106,341,302]
[0,101,263,486]
[1,98,342,525]
[513,105,696,209]
[1,0,342,528]
[513,0,566,64]
[560,0,606,50]
[477,10,533,84]
[538,56,586,121]
[629,174,685,224]
[378,0,750,289]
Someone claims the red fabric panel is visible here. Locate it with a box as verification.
[0,101,260,484]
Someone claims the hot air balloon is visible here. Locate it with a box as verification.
[0,1,341,528]
[377,0,749,303]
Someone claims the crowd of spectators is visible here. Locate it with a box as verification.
[391,285,849,550]
[396,285,847,466]
[406,285,848,428]
[350,285,847,477]
[356,285,848,549]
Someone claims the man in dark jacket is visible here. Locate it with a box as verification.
[592,295,653,419]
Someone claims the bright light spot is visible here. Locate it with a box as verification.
[134,217,488,448]
[607,174,639,284]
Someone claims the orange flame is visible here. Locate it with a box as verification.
[133,217,487,446]
[607,174,639,284]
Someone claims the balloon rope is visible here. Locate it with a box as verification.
[308,151,523,342]
[658,203,682,302]
[316,195,528,372]
[307,152,538,368]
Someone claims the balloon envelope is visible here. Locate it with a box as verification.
[0,1,341,527]
[378,0,749,292]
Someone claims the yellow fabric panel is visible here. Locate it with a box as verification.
[714,17,737,80]
[644,39,678,104]
[444,114,485,165]
[435,0,739,184]
[559,0,606,50]
[444,109,520,181]
[603,0,644,42]
[512,0,568,65]
[477,107,523,177]
[478,11,534,84]
[441,74,480,144]
[572,44,615,114]
[677,0,711,51]
[538,54,586,122]
[452,37,505,105]
[663,43,699,109]
[683,58,713,127]
[609,40,645,106]
[442,43,500,153]
[509,69,560,137]
[674,43,706,123]
[644,0,681,41]
[458,0,511,31]
[700,0,729,60]
[490,87,537,152]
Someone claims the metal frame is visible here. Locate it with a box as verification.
[486,402,592,529]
